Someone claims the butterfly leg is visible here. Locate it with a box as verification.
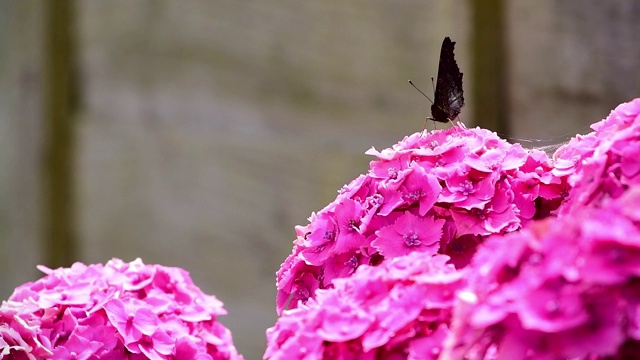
[423,117,437,133]
[454,115,467,129]
[448,119,460,133]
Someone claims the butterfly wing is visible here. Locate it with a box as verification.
[431,37,465,123]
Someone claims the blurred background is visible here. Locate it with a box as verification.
[0,1,638,358]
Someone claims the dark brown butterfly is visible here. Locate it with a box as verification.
[430,37,464,124]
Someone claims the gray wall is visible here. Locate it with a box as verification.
[1,1,638,359]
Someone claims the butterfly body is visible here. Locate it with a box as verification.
[430,37,464,124]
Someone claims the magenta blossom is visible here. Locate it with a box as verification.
[444,188,640,359]
[265,252,465,359]
[0,258,243,360]
[554,98,640,214]
[277,126,566,313]
[372,211,445,258]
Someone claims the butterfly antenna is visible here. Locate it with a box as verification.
[408,80,433,104]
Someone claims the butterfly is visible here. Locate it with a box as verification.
[408,37,465,127]
[430,37,465,124]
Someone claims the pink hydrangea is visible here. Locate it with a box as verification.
[276,126,566,314]
[554,98,640,214]
[265,252,465,360]
[0,258,243,360]
[443,187,640,359]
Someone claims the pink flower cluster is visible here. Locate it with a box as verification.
[554,98,640,214]
[268,98,640,359]
[276,126,566,314]
[265,252,464,360]
[0,258,243,360]
[444,188,640,359]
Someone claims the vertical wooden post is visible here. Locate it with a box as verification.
[471,0,510,135]
[42,0,78,267]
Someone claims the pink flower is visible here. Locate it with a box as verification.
[275,255,322,311]
[322,250,365,285]
[402,164,441,213]
[276,126,565,314]
[372,212,444,258]
[444,188,640,359]
[0,314,52,359]
[369,155,412,189]
[464,144,526,173]
[104,299,158,344]
[440,171,497,209]
[51,332,94,360]
[265,253,465,359]
[333,198,367,251]
[299,213,339,264]
[407,324,449,360]
[0,259,243,359]
[450,197,518,236]
[315,297,374,342]
[554,98,640,214]
[126,330,174,360]
[270,98,640,359]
